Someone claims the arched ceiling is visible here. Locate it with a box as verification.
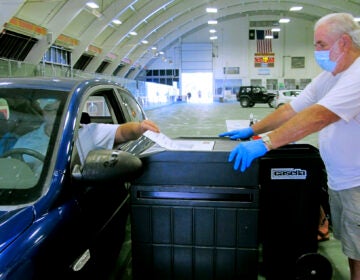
[1,0,359,78]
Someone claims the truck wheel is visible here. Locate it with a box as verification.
[240,98,250,107]
[268,99,275,108]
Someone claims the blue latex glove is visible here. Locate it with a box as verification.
[229,139,268,172]
[219,127,254,140]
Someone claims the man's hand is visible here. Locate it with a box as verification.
[229,139,268,172]
[219,127,254,140]
[140,119,160,134]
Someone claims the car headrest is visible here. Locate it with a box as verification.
[80,112,91,124]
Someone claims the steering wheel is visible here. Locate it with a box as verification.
[2,148,45,162]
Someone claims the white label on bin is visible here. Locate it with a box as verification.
[271,168,307,180]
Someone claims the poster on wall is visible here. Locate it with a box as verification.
[223,67,240,75]
[291,57,305,68]
[254,55,275,68]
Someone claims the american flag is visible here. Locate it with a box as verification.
[256,29,272,54]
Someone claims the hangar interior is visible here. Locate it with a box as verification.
[1,0,359,105]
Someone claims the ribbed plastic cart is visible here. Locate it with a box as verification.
[130,139,260,280]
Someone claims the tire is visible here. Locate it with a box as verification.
[240,98,250,107]
[268,98,275,108]
[296,253,332,280]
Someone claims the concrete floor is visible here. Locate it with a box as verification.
[114,100,349,280]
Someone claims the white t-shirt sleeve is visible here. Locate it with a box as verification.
[291,58,360,122]
[317,72,360,122]
[76,123,120,164]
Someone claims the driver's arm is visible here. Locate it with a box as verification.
[114,120,160,144]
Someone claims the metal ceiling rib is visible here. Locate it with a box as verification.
[119,0,336,77]
[110,0,207,68]
[125,0,359,78]
[0,0,359,77]
[14,0,67,26]
[84,0,177,72]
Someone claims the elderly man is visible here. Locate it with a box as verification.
[219,13,360,279]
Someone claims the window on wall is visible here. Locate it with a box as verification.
[42,45,71,66]
[96,61,110,73]
[300,79,311,89]
[145,69,179,86]
[250,79,262,86]
[113,64,125,76]
[266,79,278,90]
[0,30,38,61]
[284,79,296,89]
[73,54,94,70]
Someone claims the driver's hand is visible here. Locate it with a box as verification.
[140,120,160,134]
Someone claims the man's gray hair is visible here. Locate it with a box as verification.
[315,13,360,48]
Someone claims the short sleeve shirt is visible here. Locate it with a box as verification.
[290,58,360,190]
[13,123,49,176]
[76,123,120,164]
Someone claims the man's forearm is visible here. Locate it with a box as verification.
[266,104,340,150]
[252,103,296,135]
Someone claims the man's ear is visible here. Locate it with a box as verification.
[342,33,353,51]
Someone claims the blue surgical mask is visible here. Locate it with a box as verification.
[314,39,342,72]
[314,50,337,72]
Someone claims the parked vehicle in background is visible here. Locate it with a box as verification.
[273,89,302,108]
[236,86,276,108]
[0,78,148,280]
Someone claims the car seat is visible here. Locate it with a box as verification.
[0,113,18,156]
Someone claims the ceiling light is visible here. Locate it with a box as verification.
[159,51,164,55]
[129,31,137,36]
[265,35,273,39]
[151,46,157,50]
[208,20,218,25]
[290,6,303,11]
[112,19,122,25]
[210,36,218,40]
[206,7,218,13]
[279,18,290,23]
[92,9,103,18]
[86,2,99,9]
[141,40,149,44]
[209,29,216,33]
[271,27,281,32]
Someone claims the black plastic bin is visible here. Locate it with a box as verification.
[259,144,326,279]
[130,146,260,280]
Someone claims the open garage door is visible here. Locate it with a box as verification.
[181,43,213,103]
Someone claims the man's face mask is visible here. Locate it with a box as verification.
[314,39,342,72]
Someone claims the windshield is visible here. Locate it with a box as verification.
[283,90,301,97]
[0,89,66,206]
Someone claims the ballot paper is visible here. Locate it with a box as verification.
[143,131,215,151]
[226,120,251,131]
